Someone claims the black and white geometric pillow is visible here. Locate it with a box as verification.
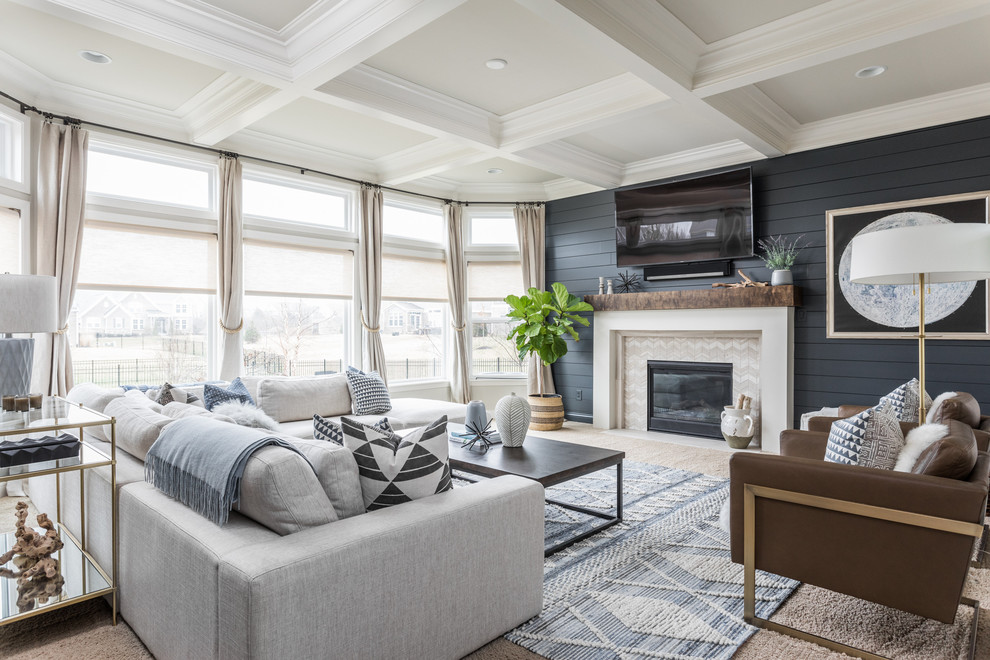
[879,378,932,423]
[313,413,392,445]
[342,415,451,511]
[203,377,255,411]
[825,401,903,468]
[344,370,391,415]
[155,382,200,406]
[825,406,873,465]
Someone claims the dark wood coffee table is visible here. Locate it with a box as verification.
[449,433,625,556]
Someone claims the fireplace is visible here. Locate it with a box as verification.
[647,360,732,439]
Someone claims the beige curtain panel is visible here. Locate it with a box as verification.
[443,202,470,404]
[36,121,89,396]
[514,202,554,395]
[217,154,244,381]
[358,184,387,383]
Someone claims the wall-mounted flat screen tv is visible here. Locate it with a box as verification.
[615,168,753,268]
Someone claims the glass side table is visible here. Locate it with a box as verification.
[0,397,116,626]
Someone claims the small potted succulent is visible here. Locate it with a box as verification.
[757,234,805,286]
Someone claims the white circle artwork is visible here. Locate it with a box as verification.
[838,212,975,328]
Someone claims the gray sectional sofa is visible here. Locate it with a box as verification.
[25,375,545,660]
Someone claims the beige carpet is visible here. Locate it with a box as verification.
[0,421,985,659]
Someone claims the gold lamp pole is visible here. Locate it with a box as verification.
[849,223,990,424]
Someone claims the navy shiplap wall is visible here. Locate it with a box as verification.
[547,115,990,424]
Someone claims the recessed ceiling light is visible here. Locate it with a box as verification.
[855,65,886,79]
[487,168,503,175]
[485,58,507,70]
[79,50,112,64]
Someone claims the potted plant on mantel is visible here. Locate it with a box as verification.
[505,283,593,431]
[757,234,805,286]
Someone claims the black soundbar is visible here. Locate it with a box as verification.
[643,260,732,281]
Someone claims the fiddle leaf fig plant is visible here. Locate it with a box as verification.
[505,282,593,396]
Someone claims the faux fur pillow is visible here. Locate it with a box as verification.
[925,392,958,424]
[211,401,279,431]
[893,423,948,472]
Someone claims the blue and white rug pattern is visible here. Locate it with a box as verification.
[508,461,798,660]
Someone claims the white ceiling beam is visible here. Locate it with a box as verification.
[516,0,788,156]
[376,139,493,185]
[218,128,379,182]
[694,0,990,97]
[508,142,623,189]
[620,141,767,188]
[499,74,668,151]
[703,87,799,155]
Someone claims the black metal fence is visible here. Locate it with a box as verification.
[73,354,523,387]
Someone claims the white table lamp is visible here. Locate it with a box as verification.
[849,223,990,421]
[0,274,58,398]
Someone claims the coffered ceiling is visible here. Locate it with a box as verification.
[3,0,990,201]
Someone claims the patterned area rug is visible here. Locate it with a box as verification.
[505,461,798,660]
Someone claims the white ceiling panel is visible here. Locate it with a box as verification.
[563,105,741,163]
[756,16,990,124]
[0,1,224,110]
[364,0,624,115]
[246,97,433,159]
[659,0,828,44]
[440,157,557,184]
[195,0,320,31]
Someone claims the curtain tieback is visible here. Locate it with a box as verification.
[219,318,243,334]
[451,323,466,332]
[54,323,70,335]
[361,318,381,333]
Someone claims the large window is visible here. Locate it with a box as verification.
[467,261,524,377]
[0,207,20,273]
[381,254,448,382]
[243,171,349,229]
[383,198,444,244]
[0,108,25,185]
[243,240,353,377]
[71,223,217,386]
[87,142,214,210]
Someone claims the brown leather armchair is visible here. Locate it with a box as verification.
[729,417,988,659]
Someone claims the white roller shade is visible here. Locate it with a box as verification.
[382,255,447,301]
[78,223,217,291]
[244,240,353,298]
[467,261,523,300]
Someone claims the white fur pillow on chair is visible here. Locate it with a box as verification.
[926,391,958,424]
[894,423,949,472]
[211,401,280,431]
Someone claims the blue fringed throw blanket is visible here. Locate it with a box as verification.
[145,416,311,526]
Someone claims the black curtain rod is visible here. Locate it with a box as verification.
[0,89,543,207]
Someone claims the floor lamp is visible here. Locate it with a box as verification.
[0,274,57,399]
[849,223,990,422]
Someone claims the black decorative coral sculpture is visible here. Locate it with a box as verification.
[615,270,643,293]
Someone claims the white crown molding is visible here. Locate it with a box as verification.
[788,81,990,154]
[543,177,602,201]
[511,142,623,189]
[316,65,498,146]
[704,86,798,155]
[417,175,550,203]
[694,0,990,96]
[499,74,668,151]
[219,128,379,181]
[376,139,490,185]
[621,140,767,187]
[180,74,282,144]
[30,0,293,80]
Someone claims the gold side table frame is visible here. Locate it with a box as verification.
[743,484,982,660]
[0,399,116,626]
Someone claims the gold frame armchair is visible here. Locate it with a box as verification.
[729,421,988,660]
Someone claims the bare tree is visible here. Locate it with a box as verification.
[260,300,334,375]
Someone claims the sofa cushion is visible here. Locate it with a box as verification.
[927,391,981,428]
[234,446,337,535]
[204,377,254,411]
[825,401,903,469]
[911,419,978,480]
[105,397,174,461]
[255,375,351,422]
[281,436,366,520]
[879,378,932,424]
[344,370,391,415]
[385,398,467,428]
[314,413,391,445]
[66,383,125,442]
[154,382,201,406]
[342,415,451,511]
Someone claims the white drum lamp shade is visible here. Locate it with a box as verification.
[849,223,990,421]
[0,274,58,398]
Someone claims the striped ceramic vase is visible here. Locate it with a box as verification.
[495,392,530,447]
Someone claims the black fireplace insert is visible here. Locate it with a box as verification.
[647,359,732,439]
